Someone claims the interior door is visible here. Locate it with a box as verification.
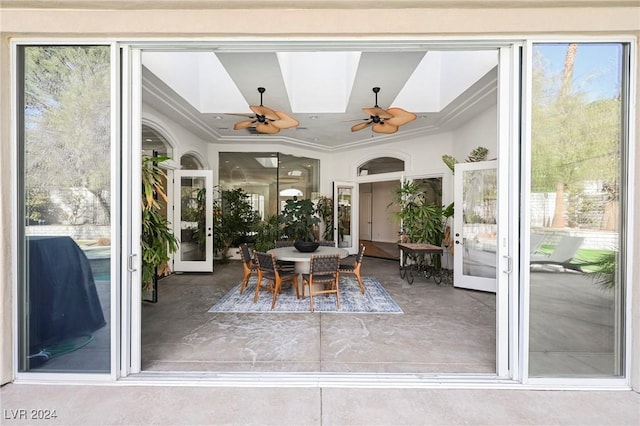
[359,191,372,241]
[453,160,498,292]
[333,181,357,254]
[173,170,213,272]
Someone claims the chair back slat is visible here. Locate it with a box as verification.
[240,243,254,265]
[254,251,276,274]
[309,254,340,275]
[355,244,366,264]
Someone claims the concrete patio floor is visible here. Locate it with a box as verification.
[5,254,638,425]
[2,383,638,425]
[141,256,497,374]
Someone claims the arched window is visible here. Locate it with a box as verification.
[357,157,404,176]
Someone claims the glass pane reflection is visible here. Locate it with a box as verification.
[19,46,112,373]
[528,43,625,377]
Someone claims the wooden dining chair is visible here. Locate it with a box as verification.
[274,240,296,272]
[339,243,366,294]
[301,254,341,312]
[239,243,258,294]
[253,251,300,309]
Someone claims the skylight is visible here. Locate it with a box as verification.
[277,52,361,113]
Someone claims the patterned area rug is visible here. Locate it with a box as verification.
[208,276,403,314]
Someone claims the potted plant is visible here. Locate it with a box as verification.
[281,197,321,252]
[213,187,260,260]
[315,195,334,242]
[141,155,179,294]
[253,214,283,252]
[390,181,453,268]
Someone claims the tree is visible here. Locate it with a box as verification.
[24,46,111,224]
[531,44,621,229]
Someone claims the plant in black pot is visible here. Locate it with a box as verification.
[281,197,321,252]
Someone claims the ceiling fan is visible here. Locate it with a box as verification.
[351,87,416,134]
[231,87,299,134]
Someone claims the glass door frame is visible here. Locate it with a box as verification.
[121,38,632,387]
[173,170,214,273]
[11,39,123,381]
[122,40,520,382]
[519,38,636,387]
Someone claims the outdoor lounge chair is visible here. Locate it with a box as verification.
[530,233,548,255]
[530,235,589,272]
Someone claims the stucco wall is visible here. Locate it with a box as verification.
[1,2,638,389]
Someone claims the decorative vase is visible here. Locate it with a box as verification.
[294,241,319,253]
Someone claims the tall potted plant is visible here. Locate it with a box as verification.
[315,195,334,241]
[141,155,179,293]
[213,187,260,260]
[281,197,320,251]
[390,181,453,246]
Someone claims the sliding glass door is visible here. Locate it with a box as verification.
[526,42,629,378]
[16,44,117,375]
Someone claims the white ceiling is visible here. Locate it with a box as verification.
[142,48,498,152]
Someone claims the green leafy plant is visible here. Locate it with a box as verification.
[390,181,452,247]
[141,155,179,291]
[213,187,260,259]
[281,197,320,242]
[587,251,617,291]
[253,214,283,252]
[442,146,489,174]
[315,195,334,241]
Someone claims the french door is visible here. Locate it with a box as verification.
[173,170,214,272]
[453,160,498,293]
[333,181,357,254]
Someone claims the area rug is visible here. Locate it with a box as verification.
[208,276,403,314]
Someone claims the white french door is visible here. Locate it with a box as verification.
[173,170,214,272]
[453,160,498,293]
[333,181,357,254]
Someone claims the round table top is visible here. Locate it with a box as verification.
[268,246,349,262]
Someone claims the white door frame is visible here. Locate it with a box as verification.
[453,160,498,293]
[173,170,214,273]
[121,39,523,382]
[333,181,358,255]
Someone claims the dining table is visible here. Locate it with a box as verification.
[267,245,349,296]
[267,245,349,274]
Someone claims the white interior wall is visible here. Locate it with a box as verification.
[143,104,211,168]
[453,104,498,162]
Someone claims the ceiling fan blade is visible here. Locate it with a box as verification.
[226,113,255,118]
[233,120,255,130]
[271,111,299,129]
[250,105,279,121]
[363,107,393,119]
[372,122,398,134]
[351,121,373,132]
[255,122,280,134]
[384,108,417,126]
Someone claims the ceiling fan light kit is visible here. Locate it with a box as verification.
[351,87,416,134]
[231,87,300,134]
